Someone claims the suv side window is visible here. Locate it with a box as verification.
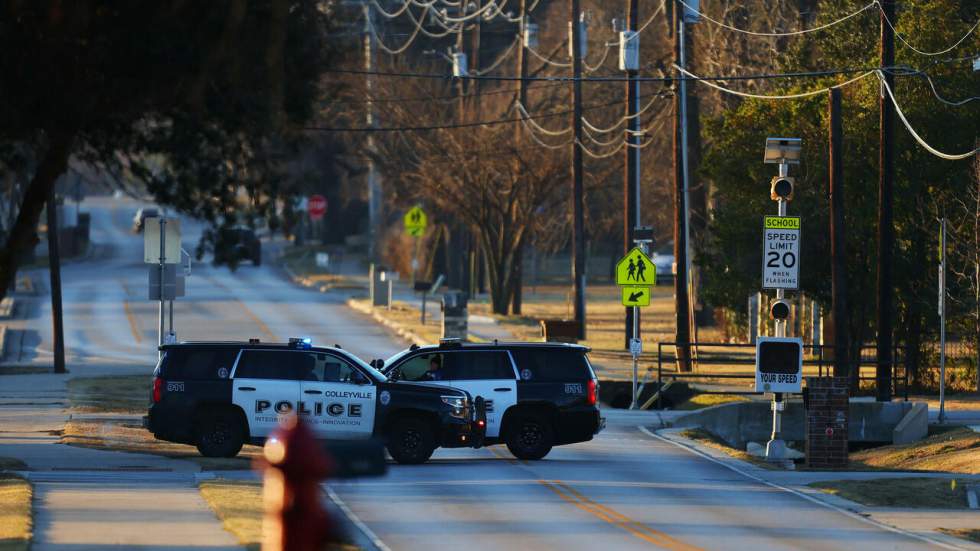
[449,351,514,380]
[162,348,239,379]
[510,348,592,381]
[312,354,366,384]
[235,350,310,380]
[396,353,445,382]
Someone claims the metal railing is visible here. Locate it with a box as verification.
[650,341,909,410]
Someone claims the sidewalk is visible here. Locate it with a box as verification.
[652,426,980,550]
[0,371,242,550]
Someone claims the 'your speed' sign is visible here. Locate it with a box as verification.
[762,216,800,290]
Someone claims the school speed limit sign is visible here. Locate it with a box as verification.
[762,216,800,290]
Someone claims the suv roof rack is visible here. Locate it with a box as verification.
[439,338,463,348]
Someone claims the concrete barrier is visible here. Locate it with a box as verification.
[672,399,928,449]
[892,402,928,445]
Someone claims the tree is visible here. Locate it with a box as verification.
[698,0,980,386]
[0,0,332,297]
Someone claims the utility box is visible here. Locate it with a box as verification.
[618,31,639,71]
[540,319,580,343]
[441,291,468,339]
[369,264,391,308]
[804,377,849,469]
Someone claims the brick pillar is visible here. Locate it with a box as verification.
[805,376,849,469]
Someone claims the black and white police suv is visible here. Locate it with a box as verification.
[144,338,485,464]
[376,340,603,460]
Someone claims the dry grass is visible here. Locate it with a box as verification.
[0,474,31,551]
[199,480,264,551]
[908,394,980,412]
[68,375,151,413]
[810,478,968,508]
[939,528,980,543]
[679,428,778,470]
[282,246,362,291]
[849,427,980,474]
[675,393,751,411]
[61,419,261,470]
[199,479,358,551]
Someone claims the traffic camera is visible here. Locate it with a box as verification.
[770,176,795,201]
[769,299,791,321]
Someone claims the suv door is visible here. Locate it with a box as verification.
[231,350,303,438]
[444,350,516,438]
[298,352,377,440]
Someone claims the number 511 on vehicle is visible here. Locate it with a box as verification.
[762,216,800,290]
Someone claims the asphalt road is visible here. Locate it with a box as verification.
[19,195,946,550]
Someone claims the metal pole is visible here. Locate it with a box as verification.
[364,3,381,263]
[767,162,790,460]
[940,217,947,423]
[829,88,851,379]
[570,0,586,340]
[680,12,694,340]
[672,3,691,372]
[631,305,639,409]
[158,217,166,359]
[876,0,895,402]
[623,0,640,349]
[46,190,66,374]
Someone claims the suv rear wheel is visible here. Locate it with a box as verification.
[196,409,245,458]
[505,412,554,460]
[386,417,435,464]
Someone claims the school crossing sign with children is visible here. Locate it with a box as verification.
[615,247,656,307]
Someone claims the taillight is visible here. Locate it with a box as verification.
[152,378,163,403]
[587,379,597,406]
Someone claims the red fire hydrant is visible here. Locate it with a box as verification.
[259,415,335,551]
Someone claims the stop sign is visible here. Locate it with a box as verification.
[308,195,327,221]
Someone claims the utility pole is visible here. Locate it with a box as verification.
[363,3,382,263]
[623,0,640,348]
[939,217,947,422]
[46,188,65,374]
[672,2,691,371]
[876,0,895,401]
[512,3,531,315]
[570,0,586,340]
[829,87,850,378]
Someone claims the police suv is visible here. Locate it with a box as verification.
[377,340,603,460]
[144,338,485,464]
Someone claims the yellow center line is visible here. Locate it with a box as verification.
[207,276,278,342]
[552,481,702,551]
[119,280,142,344]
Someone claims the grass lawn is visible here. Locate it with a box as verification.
[199,479,358,551]
[61,420,260,470]
[199,480,263,550]
[908,394,980,412]
[0,473,32,551]
[281,245,362,291]
[849,427,980,474]
[810,477,969,508]
[674,393,751,411]
[67,375,150,413]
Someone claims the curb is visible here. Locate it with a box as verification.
[346,299,427,347]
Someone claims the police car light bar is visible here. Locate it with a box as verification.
[288,337,313,349]
[439,338,462,348]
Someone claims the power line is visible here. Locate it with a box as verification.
[878,4,980,57]
[876,70,980,161]
[675,0,876,37]
[674,64,876,99]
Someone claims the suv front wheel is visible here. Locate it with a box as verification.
[196,409,245,458]
[505,412,554,460]
[386,417,435,464]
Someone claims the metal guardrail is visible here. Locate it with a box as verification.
[649,341,909,410]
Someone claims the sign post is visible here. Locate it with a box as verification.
[939,217,947,423]
[308,195,327,244]
[404,206,428,283]
[761,137,802,461]
[615,237,656,409]
[144,216,182,357]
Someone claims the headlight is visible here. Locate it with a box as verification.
[441,396,467,418]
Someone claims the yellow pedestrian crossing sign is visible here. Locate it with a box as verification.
[621,286,651,307]
[404,206,427,237]
[616,247,656,286]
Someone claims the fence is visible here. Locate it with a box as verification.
[646,342,908,409]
